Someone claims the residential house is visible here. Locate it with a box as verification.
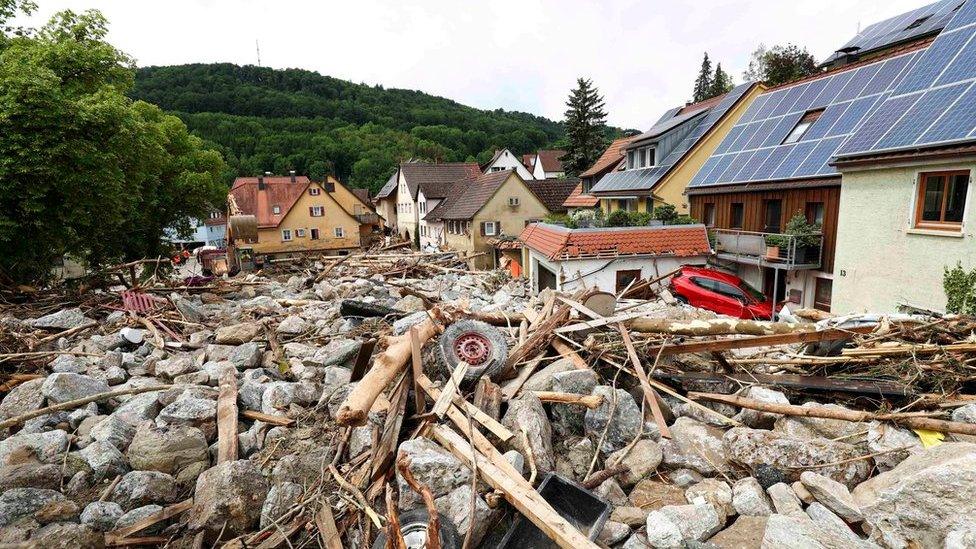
[321,175,384,247]
[483,148,535,180]
[591,83,762,215]
[526,178,579,216]
[424,169,550,269]
[228,174,362,257]
[377,162,481,244]
[525,150,568,179]
[685,1,951,312]
[203,213,227,247]
[519,223,710,294]
[566,137,635,213]
[166,211,226,249]
[828,0,976,313]
[374,171,399,230]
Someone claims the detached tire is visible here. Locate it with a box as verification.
[438,319,508,384]
[371,509,461,549]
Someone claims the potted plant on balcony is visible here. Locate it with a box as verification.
[764,233,789,260]
[783,213,822,264]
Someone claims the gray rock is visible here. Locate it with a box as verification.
[31,308,92,330]
[622,533,652,549]
[952,403,976,424]
[598,520,631,546]
[503,449,525,477]
[261,381,318,415]
[551,368,598,436]
[736,386,789,429]
[81,501,124,532]
[644,503,724,547]
[554,437,593,480]
[853,442,976,548]
[305,339,360,368]
[393,311,428,335]
[0,448,61,490]
[261,482,304,529]
[435,484,493,547]
[723,427,871,488]
[394,294,426,312]
[27,522,103,548]
[91,415,137,451]
[396,438,471,509]
[668,468,703,488]
[49,354,88,373]
[595,478,629,506]
[766,483,804,516]
[708,516,768,549]
[608,439,663,486]
[41,372,110,404]
[660,417,730,475]
[502,393,554,473]
[115,504,165,534]
[319,366,352,403]
[0,378,45,422]
[946,523,976,548]
[866,421,922,471]
[585,386,642,455]
[111,392,163,426]
[761,513,867,548]
[120,327,144,345]
[112,470,180,510]
[155,354,200,379]
[206,343,262,369]
[214,322,262,345]
[158,397,217,433]
[799,470,861,522]
[732,477,774,516]
[0,488,65,527]
[91,365,128,386]
[173,295,205,322]
[276,315,307,335]
[774,403,868,443]
[126,422,209,480]
[685,479,734,519]
[523,357,577,392]
[77,441,128,481]
[792,480,815,504]
[0,430,69,464]
[805,502,871,547]
[188,459,269,540]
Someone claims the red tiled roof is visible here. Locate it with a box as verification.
[425,170,515,221]
[230,176,312,228]
[579,137,634,178]
[522,154,534,170]
[526,178,578,213]
[519,223,710,260]
[536,150,567,173]
[562,183,600,208]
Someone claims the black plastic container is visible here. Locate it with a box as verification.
[496,472,611,548]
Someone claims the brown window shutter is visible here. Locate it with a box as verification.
[480,222,486,236]
[308,206,313,216]
[496,221,501,235]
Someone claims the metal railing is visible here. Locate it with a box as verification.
[710,228,823,270]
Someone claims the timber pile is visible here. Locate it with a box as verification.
[2,250,976,547]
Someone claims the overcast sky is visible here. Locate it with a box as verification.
[19,0,930,129]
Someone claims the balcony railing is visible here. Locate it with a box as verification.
[711,228,823,270]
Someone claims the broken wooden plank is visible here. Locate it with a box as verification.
[370,373,410,480]
[554,310,648,334]
[240,410,295,426]
[216,366,239,463]
[643,325,875,356]
[551,338,589,370]
[531,391,603,409]
[617,323,672,439]
[315,502,343,549]
[629,316,815,336]
[431,425,599,549]
[416,374,513,443]
[656,371,911,397]
[432,361,469,418]
[105,498,192,541]
[500,352,546,400]
[409,327,426,415]
[473,378,502,420]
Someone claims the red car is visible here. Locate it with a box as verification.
[669,266,775,320]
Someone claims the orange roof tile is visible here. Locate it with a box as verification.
[562,183,600,208]
[519,223,709,260]
[230,176,312,228]
[536,150,567,173]
[579,137,634,178]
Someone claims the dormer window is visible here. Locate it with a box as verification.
[783,109,824,144]
[628,146,656,169]
[272,205,281,215]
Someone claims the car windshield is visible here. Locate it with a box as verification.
[738,280,766,303]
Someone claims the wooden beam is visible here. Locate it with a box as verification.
[416,374,513,443]
[432,362,469,418]
[617,323,671,439]
[656,371,910,397]
[409,327,426,415]
[315,503,343,549]
[644,326,874,357]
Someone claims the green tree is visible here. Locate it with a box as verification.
[709,63,734,97]
[562,77,608,176]
[693,53,713,102]
[0,9,226,283]
[746,44,818,86]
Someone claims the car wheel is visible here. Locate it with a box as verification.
[371,509,461,549]
[673,294,689,305]
[438,319,508,384]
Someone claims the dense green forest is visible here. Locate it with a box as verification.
[132,64,570,192]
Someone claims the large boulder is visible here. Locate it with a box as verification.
[761,513,867,548]
[660,417,730,475]
[395,438,471,509]
[732,477,774,516]
[585,386,643,455]
[773,403,868,442]
[0,378,45,424]
[0,430,69,464]
[502,393,554,473]
[28,523,103,548]
[30,308,92,330]
[735,386,789,429]
[41,373,109,404]
[188,460,269,540]
[126,422,209,481]
[0,488,66,527]
[80,501,124,532]
[76,441,128,481]
[111,470,180,510]
[644,503,724,547]
[853,442,976,548]
[723,427,871,488]
[260,482,304,529]
[214,322,262,345]
[608,439,663,486]
[799,471,861,522]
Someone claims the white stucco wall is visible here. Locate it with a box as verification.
[486,149,534,180]
[395,171,418,240]
[418,192,444,249]
[833,160,976,313]
[525,249,706,294]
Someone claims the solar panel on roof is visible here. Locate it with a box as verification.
[836,0,976,158]
[771,141,819,180]
[800,104,847,141]
[793,79,829,113]
[826,95,882,136]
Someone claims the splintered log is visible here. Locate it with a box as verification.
[643,326,874,356]
[336,310,444,426]
[531,391,603,409]
[216,367,239,463]
[629,317,815,337]
[690,392,976,436]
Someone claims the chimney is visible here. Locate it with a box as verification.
[257,175,265,190]
[289,170,296,183]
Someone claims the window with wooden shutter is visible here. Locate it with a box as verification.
[480,222,486,236]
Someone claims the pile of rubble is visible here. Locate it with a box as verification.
[1,250,976,548]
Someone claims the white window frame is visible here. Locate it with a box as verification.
[309,187,321,196]
[296,228,307,237]
[508,197,520,206]
[311,206,324,217]
[484,221,497,236]
[272,205,281,214]
[334,227,345,238]
[281,229,292,241]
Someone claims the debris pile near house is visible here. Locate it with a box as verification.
[2,250,976,548]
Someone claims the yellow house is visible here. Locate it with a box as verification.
[322,175,383,247]
[591,82,764,216]
[424,169,550,270]
[229,174,362,256]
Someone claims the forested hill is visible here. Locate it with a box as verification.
[132,63,566,192]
